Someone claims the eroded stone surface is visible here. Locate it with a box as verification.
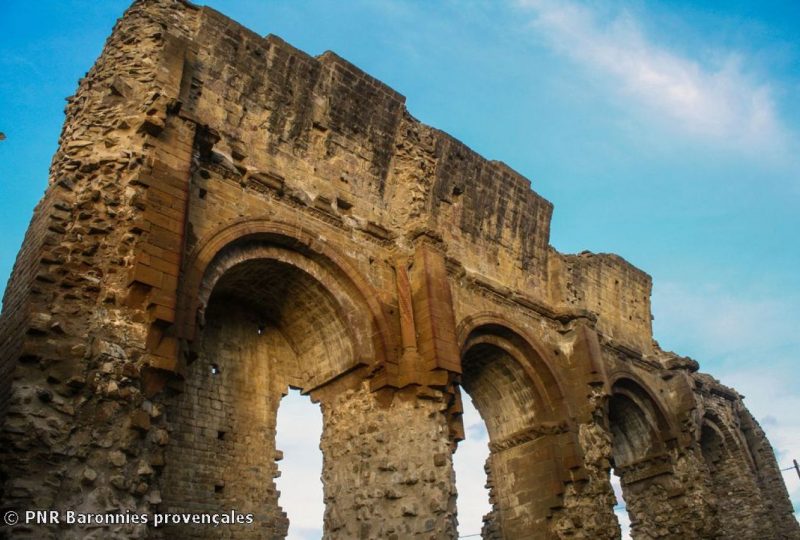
[1,1,797,539]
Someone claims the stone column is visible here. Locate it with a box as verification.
[319,383,457,539]
[550,391,620,540]
[616,449,718,539]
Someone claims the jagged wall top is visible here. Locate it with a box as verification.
[3,0,655,356]
[130,0,652,349]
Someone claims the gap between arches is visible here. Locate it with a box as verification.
[275,389,324,540]
[454,394,492,538]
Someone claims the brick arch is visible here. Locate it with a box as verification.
[175,217,392,371]
[700,416,728,461]
[198,246,366,390]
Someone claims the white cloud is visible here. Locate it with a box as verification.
[516,0,789,154]
[615,510,632,540]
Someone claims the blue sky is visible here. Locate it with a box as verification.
[1,0,798,537]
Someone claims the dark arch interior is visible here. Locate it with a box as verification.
[460,324,565,437]
[608,379,670,468]
[208,258,355,389]
[608,393,659,467]
[700,422,726,469]
[461,342,539,442]
[160,256,357,538]
[457,325,570,538]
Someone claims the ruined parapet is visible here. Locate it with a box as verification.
[1,0,797,539]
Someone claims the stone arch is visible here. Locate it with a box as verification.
[456,315,573,539]
[700,417,726,464]
[608,375,675,467]
[175,217,393,372]
[456,313,571,420]
[701,411,755,470]
[606,375,686,539]
[195,244,366,390]
[158,220,387,538]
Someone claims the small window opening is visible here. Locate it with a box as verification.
[210,363,221,375]
[214,483,224,494]
[217,430,226,440]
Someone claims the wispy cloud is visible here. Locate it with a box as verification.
[516,0,791,155]
[652,282,800,361]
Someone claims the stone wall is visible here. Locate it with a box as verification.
[0,0,797,539]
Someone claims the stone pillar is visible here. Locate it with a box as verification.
[551,420,620,539]
[546,388,619,539]
[319,383,457,539]
[616,449,718,539]
[408,241,461,381]
[549,324,620,539]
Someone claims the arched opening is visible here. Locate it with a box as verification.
[607,379,674,540]
[275,388,324,540]
[160,248,365,538]
[453,394,491,538]
[608,392,661,467]
[700,421,725,468]
[456,323,569,539]
[205,256,357,391]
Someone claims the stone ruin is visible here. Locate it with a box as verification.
[1,1,798,538]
